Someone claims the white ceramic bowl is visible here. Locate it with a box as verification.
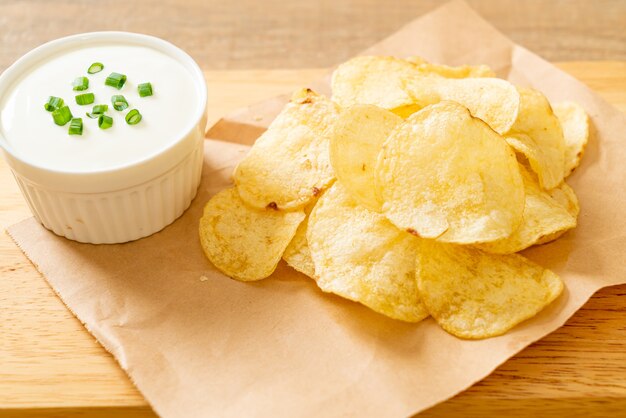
[0,32,207,244]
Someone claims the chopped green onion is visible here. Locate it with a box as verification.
[125,109,142,125]
[44,96,64,112]
[68,118,83,135]
[105,72,127,89]
[86,103,109,118]
[72,76,89,91]
[98,114,113,130]
[138,82,153,97]
[93,104,108,114]
[52,106,73,126]
[75,93,95,105]
[111,95,128,111]
[87,62,104,74]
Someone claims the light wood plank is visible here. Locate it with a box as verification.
[0,0,625,73]
[1,63,625,417]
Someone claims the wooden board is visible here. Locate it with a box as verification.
[1,62,625,418]
[2,0,626,73]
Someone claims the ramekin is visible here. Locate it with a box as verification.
[0,32,208,244]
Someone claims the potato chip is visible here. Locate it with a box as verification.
[549,181,580,218]
[331,56,520,134]
[406,56,496,78]
[553,101,590,177]
[199,188,305,281]
[416,239,563,339]
[307,183,429,322]
[329,105,402,211]
[233,88,339,210]
[376,101,524,244]
[505,88,565,189]
[535,181,580,245]
[476,165,577,254]
[283,201,317,278]
[331,56,419,110]
[389,104,423,119]
[420,77,519,134]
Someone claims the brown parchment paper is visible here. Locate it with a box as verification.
[7,1,626,417]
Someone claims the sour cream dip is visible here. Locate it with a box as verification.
[2,43,200,172]
[0,32,208,243]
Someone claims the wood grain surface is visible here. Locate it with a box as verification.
[0,0,625,73]
[1,62,625,418]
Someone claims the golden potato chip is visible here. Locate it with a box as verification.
[331,56,520,134]
[476,165,577,254]
[416,239,563,339]
[329,105,402,211]
[420,77,519,134]
[535,181,580,245]
[307,183,429,322]
[376,101,524,244]
[549,181,580,218]
[505,88,565,189]
[199,188,305,281]
[331,56,419,110]
[390,104,423,119]
[392,77,520,129]
[553,101,590,177]
[283,201,317,278]
[233,88,339,210]
[406,56,496,78]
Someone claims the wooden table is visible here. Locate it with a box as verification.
[1,62,626,417]
[2,1,626,416]
[1,0,625,72]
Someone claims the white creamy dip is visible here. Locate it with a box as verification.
[0,43,200,172]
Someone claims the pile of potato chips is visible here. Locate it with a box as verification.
[199,56,590,339]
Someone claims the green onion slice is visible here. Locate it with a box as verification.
[138,82,153,97]
[52,106,73,126]
[87,62,104,74]
[92,104,108,114]
[72,76,89,91]
[68,118,83,135]
[86,104,109,118]
[75,93,95,105]
[44,96,64,112]
[111,95,129,111]
[125,109,142,125]
[98,114,113,130]
[105,72,127,89]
